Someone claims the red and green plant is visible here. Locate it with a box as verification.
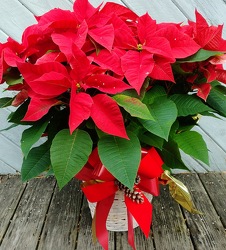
[1,0,226,190]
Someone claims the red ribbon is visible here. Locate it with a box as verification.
[75,147,163,250]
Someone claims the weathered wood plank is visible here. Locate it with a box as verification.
[173,151,207,173]
[76,198,115,249]
[0,108,25,147]
[0,175,26,243]
[122,0,186,22]
[0,0,36,41]
[18,0,73,15]
[151,185,194,250]
[199,172,226,227]
[0,177,55,250]
[89,0,124,7]
[37,179,83,250]
[178,173,226,250]
[0,135,23,172]
[0,30,8,42]
[0,173,225,249]
[0,160,18,174]
[198,116,226,153]
[115,227,155,250]
[172,0,226,35]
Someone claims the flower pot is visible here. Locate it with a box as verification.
[87,190,153,231]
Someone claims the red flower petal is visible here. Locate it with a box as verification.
[69,91,93,134]
[144,37,174,60]
[52,20,88,55]
[37,9,78,30]
[137,13,157,44]
[149,57,175,82]
[91,94,128,139]
[17,61,69,83]
[84,74,131,94]
[29,72,71,96]
[17,62,71,96]
[121,50,154,94]
[110,14,137,49]
[12,89,28,107]
[91,49,123,75]
[155,25,200,58]
[73,0,97,22]
[69,44,91,82]
[100,2,138,21]
[192,10,226,51]
[88,24,115,51]
[192,83,211,101]
[22,98,59,121]
[216,69,226,84]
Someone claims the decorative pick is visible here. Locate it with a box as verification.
[161,170,203,214]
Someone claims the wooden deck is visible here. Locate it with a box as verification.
[0,173,226,250]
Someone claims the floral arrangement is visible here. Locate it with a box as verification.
[1,0,226,249]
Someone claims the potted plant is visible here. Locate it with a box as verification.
[1,0,226,249]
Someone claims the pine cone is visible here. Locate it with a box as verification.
[115,179,144,204]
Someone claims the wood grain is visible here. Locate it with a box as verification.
[198,116,226,153]
[151,184,194,250]
[37,179,83,250]
[0,30,8,42]
[0,173,226,249]
[178,173,226,250]
[123,0,186,22]
[0,175,26,243]
[0,134,24,172]
[18,0,73,15]
[0,177,55,250]
[0,0,36,41]
[199,172,226,227]
[115,227,155,250]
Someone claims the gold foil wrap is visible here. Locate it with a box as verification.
[161,170,202,214]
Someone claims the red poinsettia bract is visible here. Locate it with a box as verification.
[1,0,226,138]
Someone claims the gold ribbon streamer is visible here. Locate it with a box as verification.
[161,170,202,214]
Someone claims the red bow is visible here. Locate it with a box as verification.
[76,147,163,250]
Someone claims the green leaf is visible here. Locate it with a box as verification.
[8,99,31,124]
[173,131,209,165]
[207,85,226,117]
[139,132,164,149]
[139,97,177,140]
[0,123,18,132]
[113,94,154,120]
[0,97,13,108]
[170,94,213,116]
[50,129,92,189]
[98,131,141,189]
[126,120,144,136]
[4,74,23,86]
[179,49,222,63]
[160,140,189,170]
[143,85,167,105]
[21,142,51,182]
[21,118,49,158]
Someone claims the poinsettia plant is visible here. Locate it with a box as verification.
[1,0,226,191]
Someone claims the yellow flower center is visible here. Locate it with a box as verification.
[137,44,143,51]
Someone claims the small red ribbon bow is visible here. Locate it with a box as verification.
[75,147,164,250]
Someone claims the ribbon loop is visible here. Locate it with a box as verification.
[76,147,164,250]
